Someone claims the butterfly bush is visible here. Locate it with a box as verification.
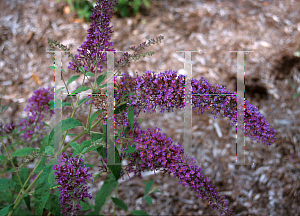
[18,87,55,142]
[53,153,93,216]
[110,70,276,145]
[52,0,275,215]
[99,124,234,215]
[68,0,118,74]
[95,70,276,216]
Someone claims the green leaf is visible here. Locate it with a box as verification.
[292,92,300,99]
[148,186,161,195]
[122,144,137,155]
[33,165,52,216]
[0,155,7,162]
[1,105,9,112]
[78,97,89,106]
[114,102,127,115]
[67,75,80,86]
[78,66,86,73]
[80,198,92,211]
[70,86,90,95]
[42,122,52,129]
[53,87,65,95]
[143,179,153,195]
[85,72,94,77]
[48,118,83,147]
[80,140,91,152]
[144,195,152,206]
[96,146,106,160]
[47,66,66,73]
[88,110,104,135]
[12,147,39,157]
[48,170,55,188]
[48,99,71,110]
[0,190,13,204]
[85,212,102,216]
[47,158,58,166]
[115,100,127,108]
[45,194,61,216]
[40,134,50,153]
[121,92,136,100]
[107,146,122,181]
[83,164,95,168]
[94,177,118,214]
[14,206,32,216]
[97,145,122,181]
[24,193,31,212]
[70,142,80,155]
[44,146,54,156]
[102,124,107,142]
[34,157,47,175]
[92,60,97,68]
[127,106,134,133]
[143,0,151,8]
[130,210,149,216]
[98,83,114,89]
[93,172,103,182]
[124,126,131,135]
[18,168,30,190]
[0,204,14,216]
[111,197,128,211]
[91,133,103,142]
[96,73,107,87]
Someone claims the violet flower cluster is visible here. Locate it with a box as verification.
[53,153,93,216]
[111,70,276,145]
[18,87,55,142]
[98,123,234,216]
[0,122,15,137]
[68,0,118,75]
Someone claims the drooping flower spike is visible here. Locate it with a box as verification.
[111,70,276,146]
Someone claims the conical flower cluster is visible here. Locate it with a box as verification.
[53,153,93,216]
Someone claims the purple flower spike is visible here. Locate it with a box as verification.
[53,153,93,216]
[99,124,234,215]
[68,0,118,74]
[113,70,276,145]
[18,87,55,142]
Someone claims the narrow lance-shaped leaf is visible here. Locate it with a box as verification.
[66,75,80,86]
[33,165,52,216]
[111,197,128,211]
[94,177,118,214]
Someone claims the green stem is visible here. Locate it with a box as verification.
[113,184,118,216]
[85,46,100,131]
[59,74,86,155]
[8,161,43,216]
[13,159,42,204]
[61,73,75,110]
[0,136,24,189]
[61,115,105,153]
[27,185,60,195]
